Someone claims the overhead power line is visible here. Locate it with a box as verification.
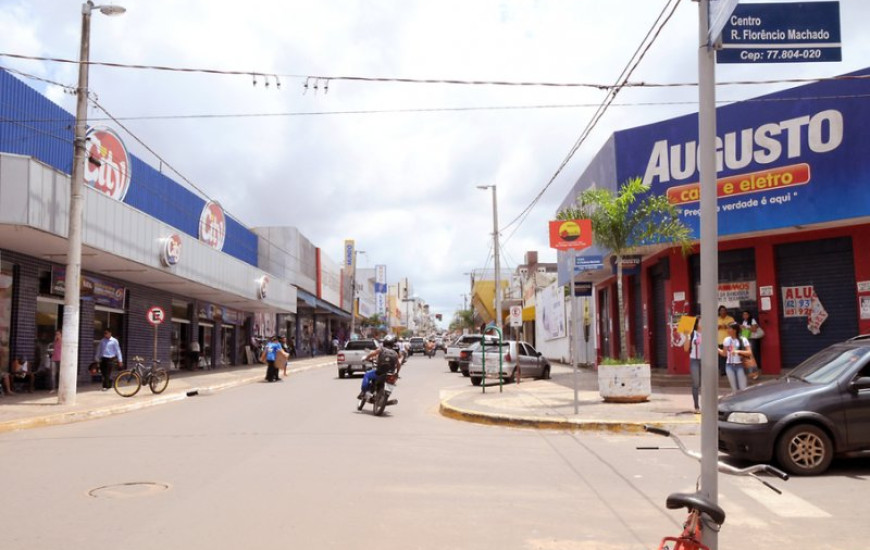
[3,51,869,91]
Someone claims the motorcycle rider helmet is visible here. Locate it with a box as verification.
[382,335,397,348]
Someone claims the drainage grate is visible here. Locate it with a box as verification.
[88,481,170,499]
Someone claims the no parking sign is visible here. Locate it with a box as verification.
[146,306,165,326]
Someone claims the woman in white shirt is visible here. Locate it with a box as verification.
[719,322,753,392]
[682,316,702,413]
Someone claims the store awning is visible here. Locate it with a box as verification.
[522,307,535,322]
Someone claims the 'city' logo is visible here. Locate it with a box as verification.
[199,201,226,251]
[85,127,132,201]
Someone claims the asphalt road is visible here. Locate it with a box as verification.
[2,354,869,549]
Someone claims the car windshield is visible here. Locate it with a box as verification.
[788,345,870,384]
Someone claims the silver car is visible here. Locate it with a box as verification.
[466,340,551,386]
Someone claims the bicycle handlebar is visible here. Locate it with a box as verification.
[640,425,788,492]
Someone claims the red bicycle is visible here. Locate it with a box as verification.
[640,426,789,550]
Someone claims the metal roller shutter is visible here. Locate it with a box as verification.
[775,237,858,369]
[651,266,667,369]
[631,274,644,358]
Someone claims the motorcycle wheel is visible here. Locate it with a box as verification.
[373,389,388,416]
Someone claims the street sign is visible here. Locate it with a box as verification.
[509,306,522,327]
[718,2,841,64]
[574,255,604,272]
[573,282,593,297]
[146,306,165,326]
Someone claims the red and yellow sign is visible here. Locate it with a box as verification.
[548,219,593,251]
[666,163,811,205]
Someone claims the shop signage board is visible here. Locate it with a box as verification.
[573,282,593,297]
[610,255,642,276]
[718,2,842,64]
[548,219,593,251]
[718,281,757,308]
[51,267,126,310]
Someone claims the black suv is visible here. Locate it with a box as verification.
[408,337,426,355]
[718,335,870,475]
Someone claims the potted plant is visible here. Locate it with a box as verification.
[558,177,692,402]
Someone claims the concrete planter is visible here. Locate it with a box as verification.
[597,363,651,403]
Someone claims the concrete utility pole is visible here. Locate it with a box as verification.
[348,250,364,339]
[59,1,126,406]
[477,185,501,330]
[698,1,721,548]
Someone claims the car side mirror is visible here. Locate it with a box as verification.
[850,376,870,392]
[536,351,542,357]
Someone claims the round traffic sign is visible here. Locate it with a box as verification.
[146,306,166,326]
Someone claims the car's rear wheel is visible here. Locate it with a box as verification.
[539,365,551,380]
[470,376,482,386]
[338,369,345,379]
[775,424,834,476]
[449,364,458,373]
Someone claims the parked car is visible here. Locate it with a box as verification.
[718,335,870,475]
[446,334,486,374]
[466,340,551,386]
[408,337,426,355]
[336,339,379,378]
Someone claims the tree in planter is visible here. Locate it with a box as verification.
[558,176,692,361]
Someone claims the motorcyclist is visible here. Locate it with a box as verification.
[358,335,400,400]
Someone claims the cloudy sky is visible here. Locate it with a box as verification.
[2,0,868,326]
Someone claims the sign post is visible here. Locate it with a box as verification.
[549,218,594,415]
[146,306,165,366]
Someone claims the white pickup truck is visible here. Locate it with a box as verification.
[337,339,379,378]
[466,340,551,386]
[445,334,486,374]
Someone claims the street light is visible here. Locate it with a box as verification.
[348,250,365,339]
[58,1,126,405]
[476,185,501,331]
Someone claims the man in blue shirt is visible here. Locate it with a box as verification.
[95,329,123,391]
[264,335,286,382]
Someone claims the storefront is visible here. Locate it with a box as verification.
[558,67,870,374]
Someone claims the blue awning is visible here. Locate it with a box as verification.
[297,288,350,318]
[297,288,317,307]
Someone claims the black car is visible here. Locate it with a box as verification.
[718,335,870,475]
[408,337,426,355]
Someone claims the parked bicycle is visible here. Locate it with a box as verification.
[638,425,788,550]
[113,356,170,397]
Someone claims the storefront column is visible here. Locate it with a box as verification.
[853,226,870,335]
[665,251,692,374]
[754,243,782,374]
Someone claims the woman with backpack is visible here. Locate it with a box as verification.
[719,322,753,393]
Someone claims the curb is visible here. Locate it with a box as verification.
[439,395,700,434]
[0,359,336,434]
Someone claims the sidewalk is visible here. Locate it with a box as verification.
[439,364,740,434]
[0,356,336,434]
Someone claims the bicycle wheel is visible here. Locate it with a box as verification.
[148,369,170,394]
[114,370,141,397]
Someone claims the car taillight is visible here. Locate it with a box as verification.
[505,352,512,362]
[337,353,345,362]
[460,351,469,360]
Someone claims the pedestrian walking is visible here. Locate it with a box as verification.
[716,305,735,377]
[682,316,702,414]
[278,336,291,378]
[51,329,62,391]
[95,329,123,391]
[263,336,285,382]
[719,322,752,393]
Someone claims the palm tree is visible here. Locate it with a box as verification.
[558,176,692,361]
[449,309,476,332]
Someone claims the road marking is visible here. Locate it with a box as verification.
[736,478,831,518]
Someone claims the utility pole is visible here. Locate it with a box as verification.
[477,185,501,330]
[348,249,364,340]
[59,1,126,405]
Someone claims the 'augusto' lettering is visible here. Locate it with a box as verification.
[642,109,843,187]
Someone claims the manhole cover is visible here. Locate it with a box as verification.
[88,482,170,499]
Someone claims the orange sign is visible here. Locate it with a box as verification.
[548,219,593,251]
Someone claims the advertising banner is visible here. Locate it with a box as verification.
[51,267,126,309]
[782,285,815,317]
[375,264,387,316]
[540,281,566,341]
[610,67,870,240]
[344,240,355,268]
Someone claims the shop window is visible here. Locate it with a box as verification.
[172,299,190,321]
[94,309,125,352]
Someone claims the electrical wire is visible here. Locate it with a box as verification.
[3,50,870,91]
[500,0,682,242]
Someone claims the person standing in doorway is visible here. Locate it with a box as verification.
[95,329,123,391]
[682,316,702,414]
[189,339,201,370]
[716,305,735,377]
[51,329,62,391]
[740,310,763,370]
